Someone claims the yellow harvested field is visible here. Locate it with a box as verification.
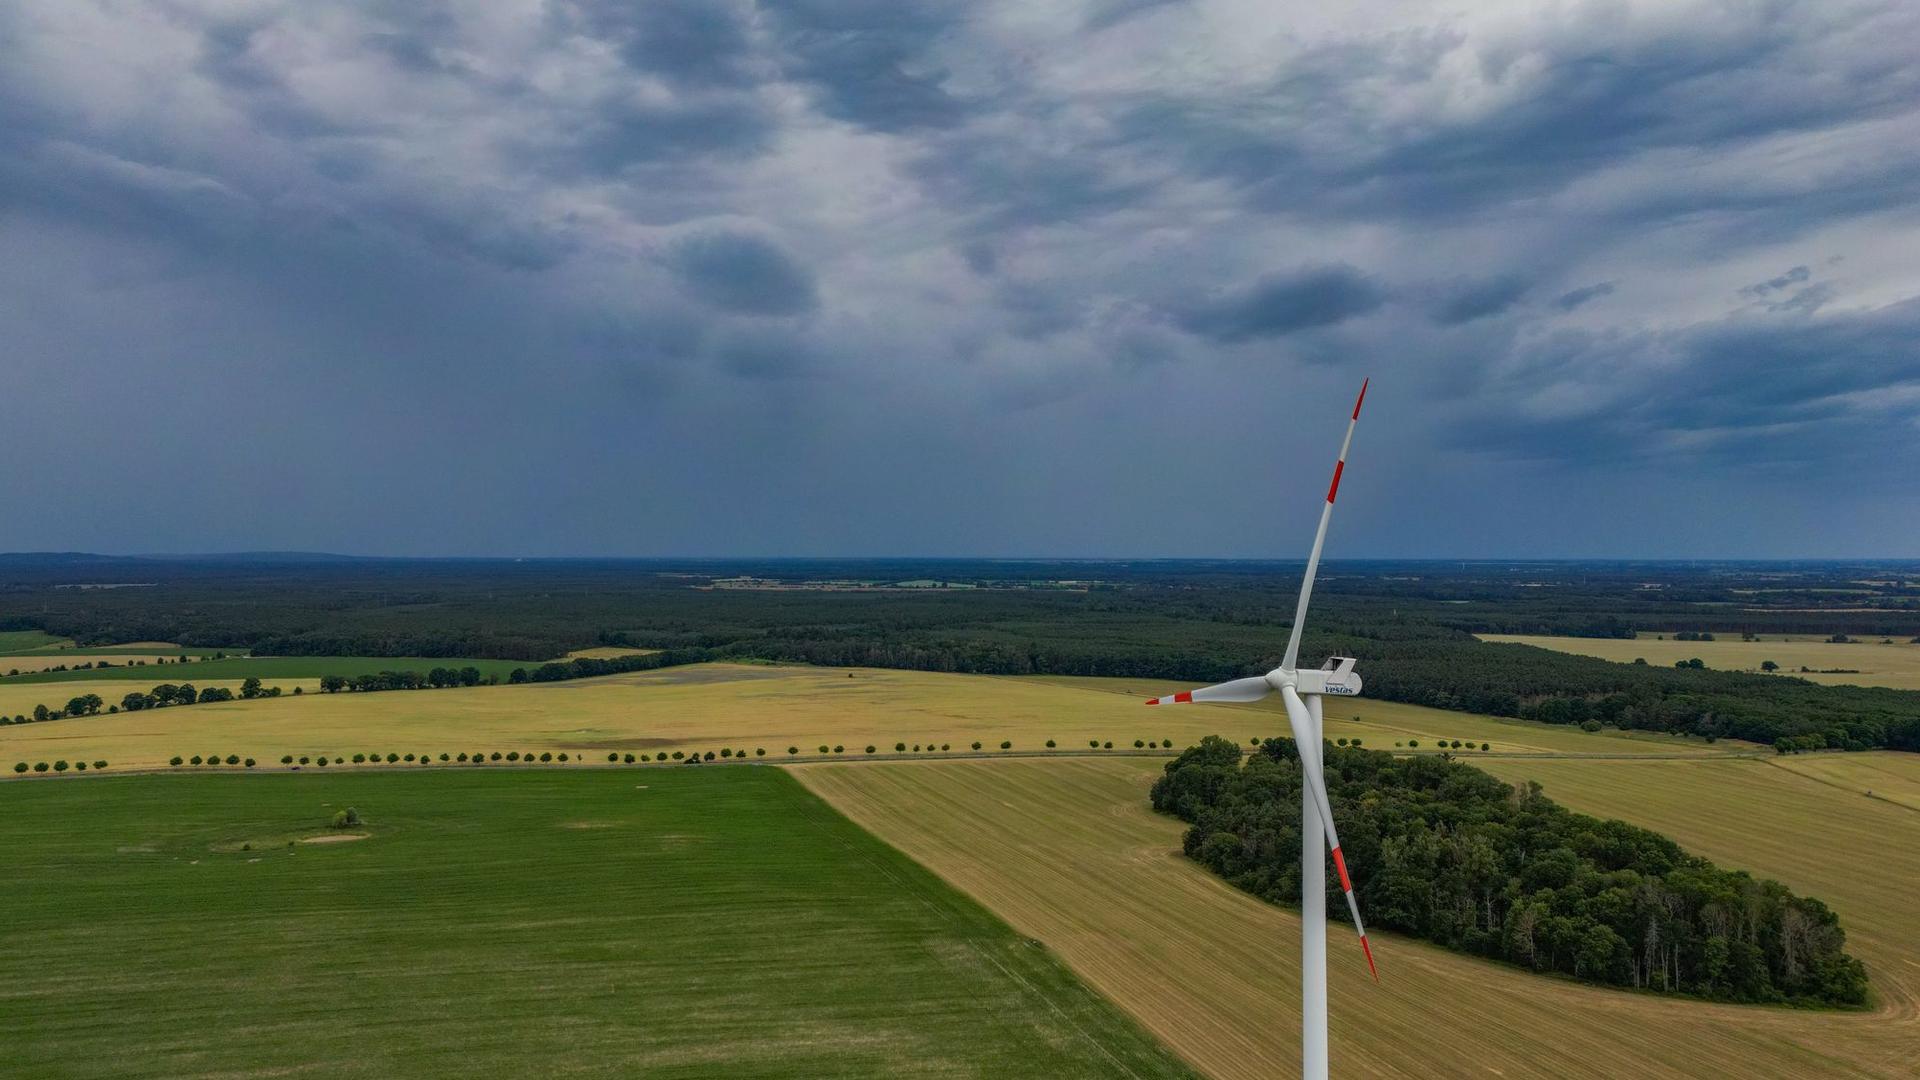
[799,755,1920,1080]
[1768,751,1920,813]
[0,679,323,722]
[0,664,1735,772]
[1028,673,1740,756]
[1480,632,1920,690]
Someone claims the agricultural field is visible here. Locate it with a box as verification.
[799,755,1920,1080]
[1479,632,1920,690]
[0,767,1191,1079]
[0,654,529,687]
[0,663,1743,773]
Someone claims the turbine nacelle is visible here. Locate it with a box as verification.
[1290,657,1362,698]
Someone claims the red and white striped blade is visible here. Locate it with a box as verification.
[1282,686,1379,981]
[1144,675,1271,706]
[1280,378,1368,674]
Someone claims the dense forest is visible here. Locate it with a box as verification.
[1151,737,1869,1006]
[2,555,1916,751]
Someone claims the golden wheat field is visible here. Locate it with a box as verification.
[0,663,1739,772]
[1480,633,1920,690]
[798,754,1920,1080]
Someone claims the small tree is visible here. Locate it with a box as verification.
[703,751,715,761]
[11,762,24,774]
[788,746,799,755]
[353,753,367,764]
[315,757,329,766]
[386,753,399,763]
[609,752,620,762]
[1481,742,1490,751]
[999,741,1012,750]
[1351,738,1362,747]
[1336,738,1348,747]
[505,752,518,761]
[833,745,844,754]
[1133,739,1145,748]
[243,758,255,768]
[331,807,361,829]
[720,748,733,758]
[1103,741,1113,749]
[299,756,310,764]
[281,755,294,764]
[865,745,877,754]
[1407,740,1419,749]
[940,743,949,751]
[34,762,50,773]
[226,754,240,765]
[895,742,907,752]
[671,751,684,760]
[755,748,765,757]
[190,755,203,765]
[817,745,829,754]
[1089,740,1100,748]
[68,760,81,772]
[1761,660,1780,672]
[624,753,636,763]
[539,752,552,763]
[971,741,982,750]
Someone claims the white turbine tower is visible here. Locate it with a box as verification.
[1145,379,1375,1080]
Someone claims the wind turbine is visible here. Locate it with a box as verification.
[1145,379,1374,1080]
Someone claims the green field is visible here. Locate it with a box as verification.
[0,630,74,652]
[0,654,531,686]
[0,767,1191,1079]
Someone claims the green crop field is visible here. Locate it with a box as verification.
[0,767,1191,1079]
[0,654,531,687]
[801,753,1920,1080]
[0,630,73,652]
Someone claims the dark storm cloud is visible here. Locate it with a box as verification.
[1115,3,1920,222]
[666,231,819,315]
[1741,265,1812,297]
[1457,296,1920,466]
[1174,266,1386,343]
[560,0,759,88]
[3,0,1920,558]
[762,0,971,131]
[1433,276,1528,325]
[1553,282,1616,311]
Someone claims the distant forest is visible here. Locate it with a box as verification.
[1152,736,1869,1006]
[2,555,1917,752]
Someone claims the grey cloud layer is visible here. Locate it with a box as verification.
[1,0,1917,556]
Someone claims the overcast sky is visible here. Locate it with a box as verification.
[4,0,1918,558]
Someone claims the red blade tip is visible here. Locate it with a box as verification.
[1360,935,1378,982]
[1352,378,1369,420]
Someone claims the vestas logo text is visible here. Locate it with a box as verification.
[1324,683,1358,695]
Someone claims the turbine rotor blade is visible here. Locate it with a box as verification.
[1144,675,1271,705]
[1282,686,1379,981]
[1281,378,1367,673]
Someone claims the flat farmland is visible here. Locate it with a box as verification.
[0,767,1191,1079]
[798,756,1920,1080]
[1479,632,1920,690]
[0,654,530,687]
[0,664,1740,772]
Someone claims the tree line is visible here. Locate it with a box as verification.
[1150,736,1869,1006]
